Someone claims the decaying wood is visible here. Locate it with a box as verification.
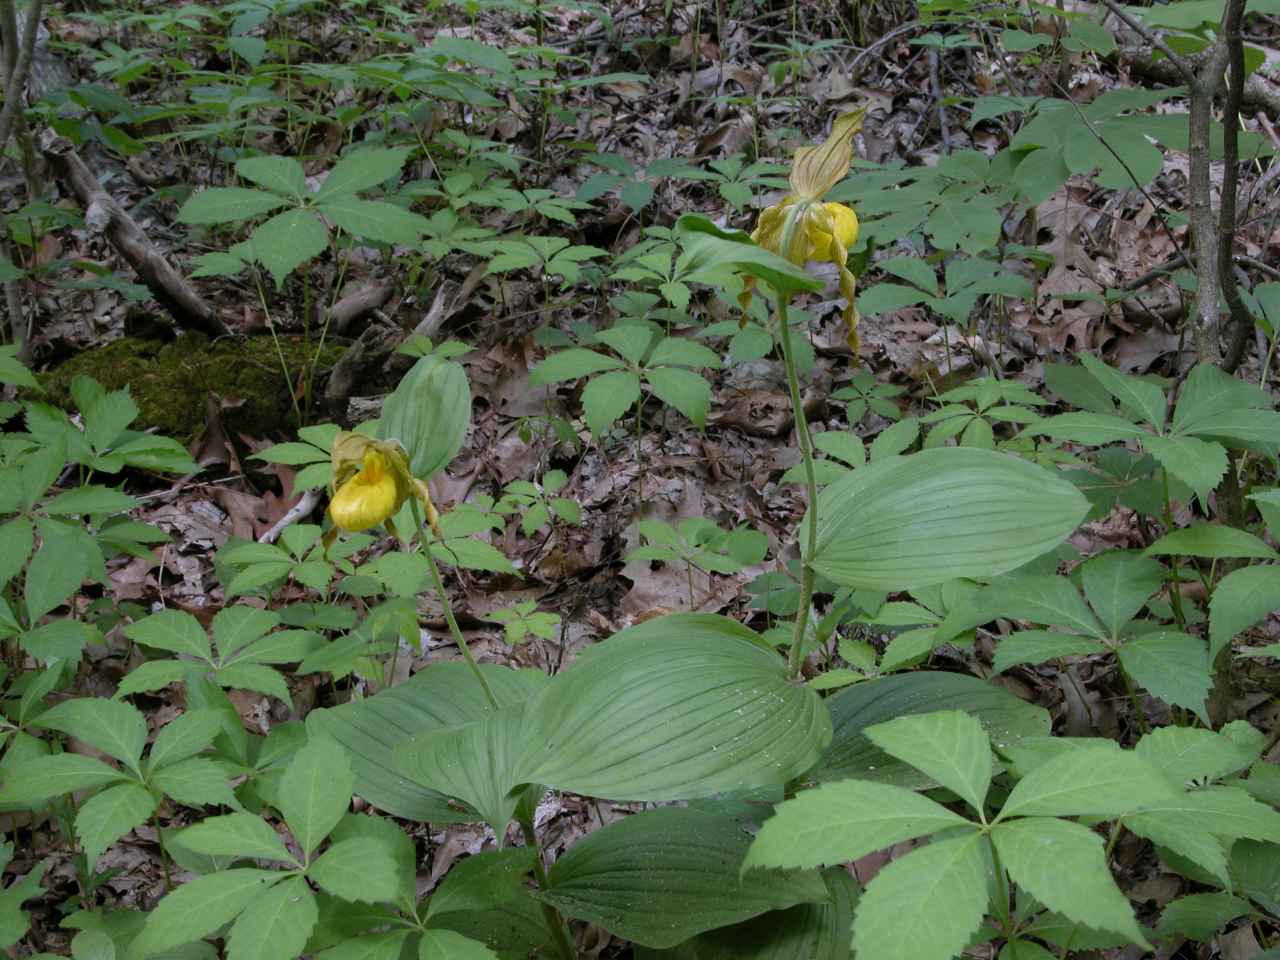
[40,131,232,339]
[327,279,395,334]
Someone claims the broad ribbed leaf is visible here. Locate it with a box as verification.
[537,807,829,948]
[851,833,989,960]
[998,747,1180,819]
[306,663,545,821]
[865,710,993,814]
[633,868,858,960]
[809,672,1049,786]
[1032,412,1151,444]
[743,780,973,872]
[992,818,1149,947]
[806,448,1088,589]
[515,614,831,801]
[393,706,527,837]
[133,869,281,957]
[378,355,471,480]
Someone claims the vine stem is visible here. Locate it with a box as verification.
[410,499,499,709]
[773,205,823,680]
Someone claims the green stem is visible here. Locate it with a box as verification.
[774,284,820,680]
[1160,467,1187,627]
[519,814,576,960]
[411,500,499,709]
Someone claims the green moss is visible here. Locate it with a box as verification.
[41,333,346,441]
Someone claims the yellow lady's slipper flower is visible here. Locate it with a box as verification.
[749,109,866,355]
[329,449,399,532]
[324,432,439,550]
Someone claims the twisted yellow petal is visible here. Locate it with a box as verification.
[329,450,400,532]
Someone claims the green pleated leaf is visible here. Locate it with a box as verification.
[378,354,471,480]
[809,672,1049,787]
[393,706,528,837]
[633,868,858,960]
[806,448,1088,590]
[306,663,546,821]
[1145,523,1278,560]
[743,779,973,872]
[515,614,831,801]
[992,818,1150,948]
[537,807,829,948]
[851,833,989,960]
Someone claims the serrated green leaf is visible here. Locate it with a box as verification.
[134,870,282,957]
[992,818,1149,947]
[645,367,711,428]
[852,833,989,960]
[0,753,129,806]
[75,783,156,867]
[417,930,499,960]
[226,875,317,960]
[124,609,212,660]
[250,209,330,289]
[279,737,355,857]
[315,148,410,202]
[318,197,427,245]
[998,747,1180,819]
[36,698,147,772]
[308,838,400,903]
[150,758,239,809]
[1134,726,1257,785]
[236,156,307,198]
[581,370,641,437]
[865,710,993,814]
[1116,631,1210,723]
[176,812,296,862]
[426,848,538,920]
[148,710,225,770]
[743,779,973,872]
[1210,564,1280,661]
[178,188,288,225]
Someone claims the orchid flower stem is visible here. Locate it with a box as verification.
[411,499,499,709]
[773,281,820,680]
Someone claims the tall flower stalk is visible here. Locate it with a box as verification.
[748,110,865,678]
